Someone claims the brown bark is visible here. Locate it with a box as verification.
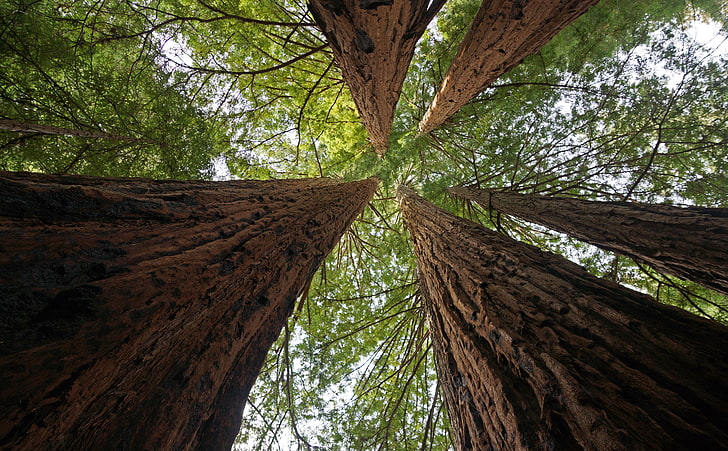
[0,119,154,143]
[398,186,728,450]
[0,171,377,450]
[308,0,445,156]
[450,187,728,296]
[418,0,600,134]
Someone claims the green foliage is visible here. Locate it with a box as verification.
[3,0,727,448]
[0,0,227,178]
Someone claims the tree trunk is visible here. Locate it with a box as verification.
[398,186,728,450]
[449,186,728,296]
[0,119,154,143]
[308,0,445,156]
[418,0,599,134]
[0,171,377,451]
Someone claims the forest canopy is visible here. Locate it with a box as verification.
[1,0,727,448]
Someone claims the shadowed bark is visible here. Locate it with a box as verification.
[308,0,445,156]
[398,186,728,450]
[418,0,599,134]
[0,171,377,451]
[450,186,728,296]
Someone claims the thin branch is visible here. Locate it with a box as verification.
[177,44,327,76]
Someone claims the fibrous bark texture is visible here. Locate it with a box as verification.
[309,0,445,156]
[450,187,728,296]
[398,186,728,451]
[418,0,599,134]
[0,171,377,451]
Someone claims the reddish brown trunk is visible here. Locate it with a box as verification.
[0,171,377,450]
[398,186,728,450]
[418,0,599,134]
[309,0,445,156]
[450,187,728,295]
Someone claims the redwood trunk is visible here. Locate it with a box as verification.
[309,0,445,156]
[398,186,728,450]
[450,187,728,295]
[0,171,377,450]
[418,0,599,134]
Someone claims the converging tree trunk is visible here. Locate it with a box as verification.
[0,172,377,450]
[0,119,155,144]
[309,0,445,156]
[418,0,599,134]
[398,186,728,450]
[449,187,728,295]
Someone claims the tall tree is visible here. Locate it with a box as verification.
[234,4,728,445]
[449,186,728,295]
[398,185,728,450]
[308,0,446,156]
[3,0,727,447]
[0,171,377,450]
[418,0,600,134]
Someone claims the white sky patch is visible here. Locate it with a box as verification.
[159,35,194,69]
[212,156,234,181]
[688,19,728,53]
[664,19,727,90]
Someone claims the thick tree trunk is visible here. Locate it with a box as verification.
[0,119,154,143]
[450,187,728,295]
[398,186,728,450]
[418,0,599,134]
[308,0,445,156]
[0,171,377,450]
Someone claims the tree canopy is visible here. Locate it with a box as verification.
[1,0,727,448]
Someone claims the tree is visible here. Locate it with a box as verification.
[398,185,728,450]
[232,1,728,446]
[308,0,446,156]
[418,0,600,134]
[0,171,377,450]
[1,0,727,448]
[0,119,156,144]
[0,0,228,178]
[449,187,728,295]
